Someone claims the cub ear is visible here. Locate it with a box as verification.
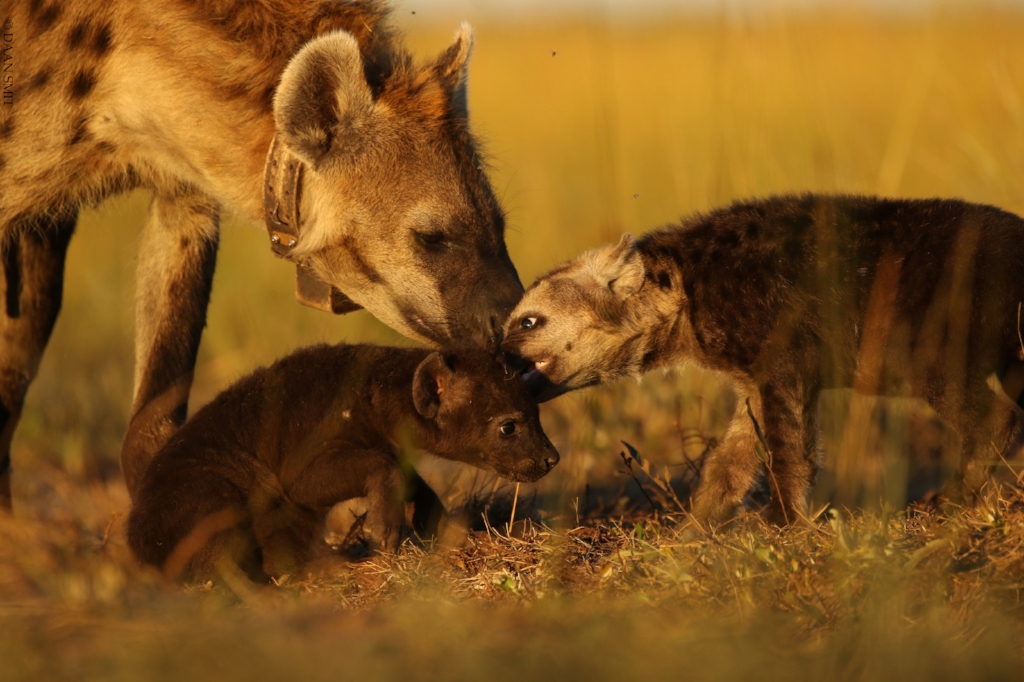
[434,23,474,118]
[588,233,645,298]
[273,30,374,169]
[412,352,454,419]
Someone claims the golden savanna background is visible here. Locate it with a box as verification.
[7,1,1024,679]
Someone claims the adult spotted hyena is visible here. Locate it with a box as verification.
[0,0,525,501]
[502,195,1024,527]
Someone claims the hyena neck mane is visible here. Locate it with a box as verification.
[144,0,402,220]
[616,243,704,377]
[10,0,404,225]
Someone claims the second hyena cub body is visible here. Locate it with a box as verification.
[128,345,558,579]
[502,195,1024,526]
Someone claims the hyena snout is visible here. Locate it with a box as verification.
[466,312,511,350]
[498,346,565,403]
[543,450,559,472]
[533,449,560,480]
[460,281,523,348]
[520,437,560,482]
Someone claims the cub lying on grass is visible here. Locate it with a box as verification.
[128,345,559,580]
[501,195,1024,527]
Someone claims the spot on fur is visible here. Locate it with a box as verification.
[92,23,113,56]
[28,69,50,91]
[70,70,96,99]
[222,82,250,101]
[69,116,91,145]
[0,118,13,140]
[68,19,90,49]
[34,2,62,34]
[715,230,740,250]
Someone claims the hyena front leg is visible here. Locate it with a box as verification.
[935,374,1020,503]
[690,378,764,529]
[0,212,76,510]
[759,376,819,526]
[121,187,218,496]
[404,470,447,539]
[286,447,407,554]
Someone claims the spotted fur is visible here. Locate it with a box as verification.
[0,0,524,501]
[503,194,1024,526]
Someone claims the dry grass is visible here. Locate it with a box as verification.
[7,4,1024,680]
[6,464,1024,680]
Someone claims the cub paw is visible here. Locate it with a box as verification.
[324,497,371,556]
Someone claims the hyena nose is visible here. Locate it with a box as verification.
[544,452,560,471]
[468,314,503,350]
[469,326,488,347]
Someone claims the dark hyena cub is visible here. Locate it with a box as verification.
[502,194,1024,527]
[128,345,558,580]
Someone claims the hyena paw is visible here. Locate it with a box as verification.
[324,497,371,555]
[689,493,738,530]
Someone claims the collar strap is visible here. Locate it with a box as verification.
[262,135,362,315]
[263,134,304,258]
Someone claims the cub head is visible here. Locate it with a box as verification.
[273,25,522,347]
[501,234,648,401]
[410,350,559,482]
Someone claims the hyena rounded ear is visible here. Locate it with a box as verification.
[434,23,474,118]
[413,352,454,419]
[592,233,645,298]
[274,31,375,170]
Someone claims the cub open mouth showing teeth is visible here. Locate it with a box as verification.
[520,359,548,382]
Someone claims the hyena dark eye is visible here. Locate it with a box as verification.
[414,230,447,248]
[499,421,517,436]
[521,317,538,330]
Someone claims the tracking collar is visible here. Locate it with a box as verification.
[263,135,361,314]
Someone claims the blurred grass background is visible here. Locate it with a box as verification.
[8,2,1024,678]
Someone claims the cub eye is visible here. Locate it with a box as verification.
[521,317,538,330]
[414,230,447,248]
[499,421,517,436]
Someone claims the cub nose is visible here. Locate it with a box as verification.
[543,452,560,471]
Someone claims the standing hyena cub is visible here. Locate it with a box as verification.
[128,344,559,580]
[501,194,1024,527]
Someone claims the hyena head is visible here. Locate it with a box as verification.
[501,234,648,401]
[273,25,522,347]
[410,349,560,483]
